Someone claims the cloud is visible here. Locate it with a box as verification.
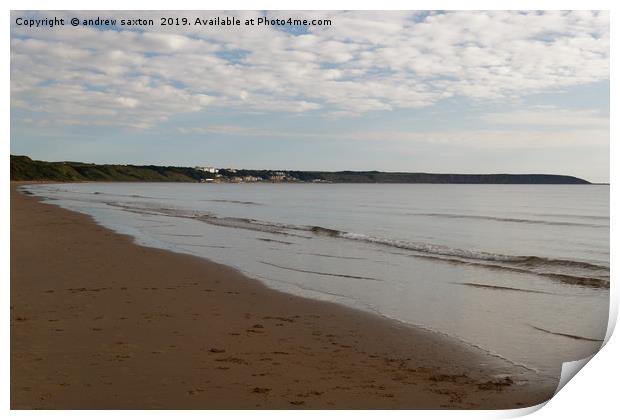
[479,107,609,128]
[177,122,609,149]
[10,11,609,128]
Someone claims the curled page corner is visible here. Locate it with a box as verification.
[528,299,616,414]
[603,297,618,346]
[554,355,595,396]
[498,401,549,418]
[553,287,619,396]
[495,354,600,418]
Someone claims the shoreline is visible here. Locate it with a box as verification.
[11,183,556,409]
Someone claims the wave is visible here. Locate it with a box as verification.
[102,201,609,289]
[183,244,230,249]
[257,238,295,245]
[412,212,608,227]
[529,325,604,342]
[91,191,163,200]
[205,199,261,206]
[334,233,609,289]
[337,231,607,268]
[302,227,609,289]
[302,252,366,261]
[421,255,609,289]
[530,213,609,221]
[260,261,380,281]
[104,202,310,237]
[309,226,342,236]
[457,282,553,294]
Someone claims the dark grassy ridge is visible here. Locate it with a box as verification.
[11,155,590,184]
[10,155,207,182]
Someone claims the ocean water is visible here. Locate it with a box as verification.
[23,182,609,384]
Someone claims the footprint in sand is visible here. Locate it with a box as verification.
[215,357,247,365]
[187,388,205,395]
[477,376,514,391]
[263,316,295,323]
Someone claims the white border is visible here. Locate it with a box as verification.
[4,1,616,419]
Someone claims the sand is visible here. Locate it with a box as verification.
[10,183,556,409]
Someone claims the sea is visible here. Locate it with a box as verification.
[22,182,610,386]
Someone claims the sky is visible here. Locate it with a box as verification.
[10,11,610,182]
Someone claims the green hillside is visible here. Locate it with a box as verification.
[10,155,207,182]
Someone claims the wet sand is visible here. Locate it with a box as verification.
[10,183,556,409]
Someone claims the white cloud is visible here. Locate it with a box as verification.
[177,123,609,149]
[10,10,610,128]
[480,108,609,128]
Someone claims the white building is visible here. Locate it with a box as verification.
[195,166,219,174]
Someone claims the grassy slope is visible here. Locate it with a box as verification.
[10,155,206,182]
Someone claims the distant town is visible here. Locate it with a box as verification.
[193,166,328,183]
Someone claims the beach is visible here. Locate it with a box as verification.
[11,183,556,409]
